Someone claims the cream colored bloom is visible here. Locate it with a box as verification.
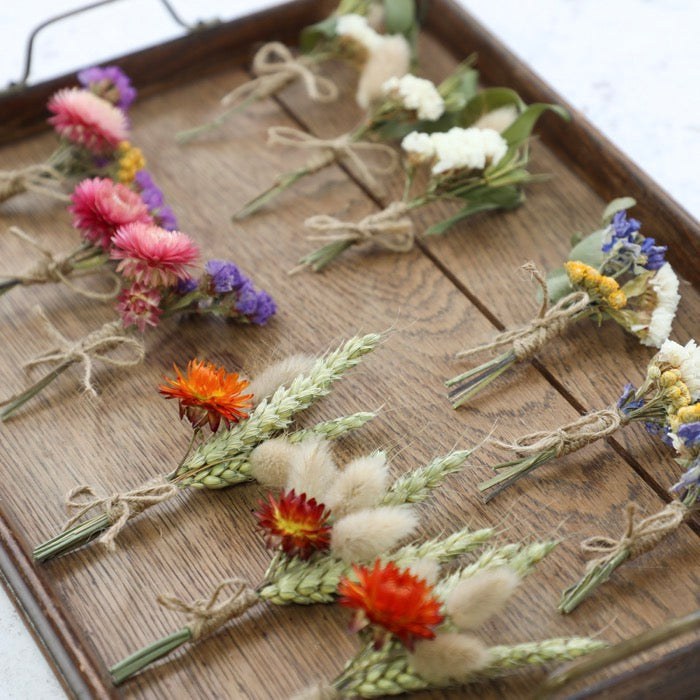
[657,339,700,400]
[336,13,383,51]
[356,35,411,109]
[431,127,508,175]
[639,263,680,347]
[401,131,435,164]
[382,74,445,121]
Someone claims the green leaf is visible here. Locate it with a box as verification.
[425,186,523,236]
[458,88,525,128]
[383,0,416,34]
[299,16,338,54]
[501,103,569,148]
[546,267,574,303]
[601,196,637,225]
[621,269,653,298]
[439,59,479,113]
[567,229,606,267]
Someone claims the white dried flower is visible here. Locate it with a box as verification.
[445,568,520,630]
[247,354,316,405]
[330,505,418,563]
[285,437,338,503]
[336,13,383,52]
[409,632,491,683]
[643,263,680,347]
[401,131,435,164]
[248,437,299,488]
[657,339,700,400]
[382,74,445,121]
[407,558,440,585]
[324,452,389,518]
[431,126,508,175]
[473,104,519,133]
[356,35,411,109]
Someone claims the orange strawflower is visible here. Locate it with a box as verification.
[159,359,253,432]
[255,489,332,560]
[338,560,444,650]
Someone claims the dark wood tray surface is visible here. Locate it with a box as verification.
[0,1,698,698]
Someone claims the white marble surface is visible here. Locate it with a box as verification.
[1,1,698,697]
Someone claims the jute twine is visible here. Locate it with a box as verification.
[0,164,69,203]
[221,42,338,108]
[581,500,690,570]
[494,406,627,458]
[24,308,145,396]
[158,578,259,640]
[304,201,415,252]
[457,262,590,362]
[63,476,179,551]
[6,227,120,301]
[267,125,398,191]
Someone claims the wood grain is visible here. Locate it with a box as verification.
[0,2,698,699]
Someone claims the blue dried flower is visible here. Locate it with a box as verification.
[618,383,645,415]
[155,205,178,231]
[177,278,198,295]
[639,236,667,270]
[234,279,259,316]
[134,170,178,230]
[205,260,244,294]
[251,290,277,325]
[77,65,136,111]
[677,422,700,449]
[670,459,700,496]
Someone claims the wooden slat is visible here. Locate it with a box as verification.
[0,3,698,699]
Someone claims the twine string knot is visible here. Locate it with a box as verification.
[304,201,414,252]
[581,500,690,568]
[221,42,338,108]
[158,578,259,640]
[25,308,145,396]
[267,125,398,191]
[63,477,179,551]
[0,164,69,202]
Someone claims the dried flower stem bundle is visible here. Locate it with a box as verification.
[293,551,604,698]
[478,339,700,500]
[33,333,381,562]
[109,446,485,684]
[447,199,680,407]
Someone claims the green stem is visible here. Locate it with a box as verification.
[110,628,192,685]
[293,240,354,273]
[535,610,700,699]
[558,549,630,614]
[233,168,314,220]
[477,449,557,502]
[446,351,516,408]
[0,360,74,422]
[33,513,111,562]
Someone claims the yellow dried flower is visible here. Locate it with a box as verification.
[607,289,627,309]
[117,141,146,184]
[676,404,700,424]
[564,260,589,285]
[660,369,682,388]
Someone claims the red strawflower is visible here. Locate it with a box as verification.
[70,177,153,250]
[255,489,332,560]
[159,359,253,432]
[338,560,444,650]
[116,282,162,332]
[47,87,128,154]
[111,222,199,287]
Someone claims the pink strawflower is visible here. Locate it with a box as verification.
[111,222,199,287]
[116,282,163,332]
[47,87,128,154]
[70,177,153,250]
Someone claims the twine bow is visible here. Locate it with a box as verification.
[63,477,179,551]
[25,308,145,396]
[158,578,259,640]
[494,406,626,458]
[457,262,591,362]
[267,125,398,191]
[0,164,69,203]
[304,201,415,252]
[6,227,120,300]
[581,500,690,569]
[221,42,338,108]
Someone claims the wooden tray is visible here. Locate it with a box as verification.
[0,1,698,698]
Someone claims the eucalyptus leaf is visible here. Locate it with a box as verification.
[567,229,606,267]
[546,267,574,304]
[458,88,525,128]
[299,16,338,54]
[501,103,569,148]
[601,196,637,225]
[383,0,416,34]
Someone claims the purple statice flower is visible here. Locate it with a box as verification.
[205,260,244,294]
[251,290,277,325]
[177,277,198,295]
[234,279,260,316]
[670,459,700,496]
[601,210,641,252]
[638,236,667,270]
[133,170,178,230]
[77,65,136,111]
[617,383,645,415]
[677,422,700,449]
